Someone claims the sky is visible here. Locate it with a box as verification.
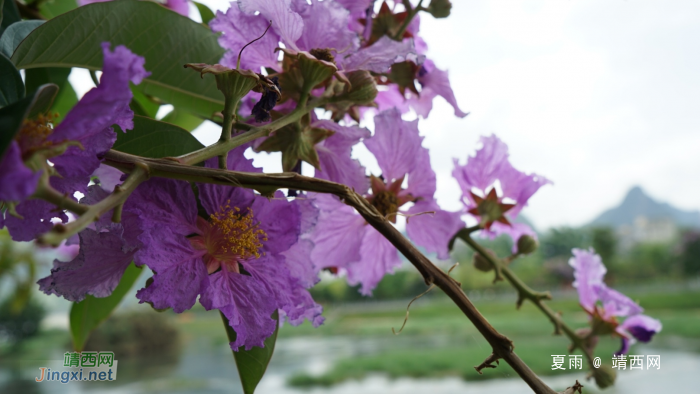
[71,0,700,230]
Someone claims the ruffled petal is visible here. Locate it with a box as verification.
[0,141,40,202]
[165,0,189,16]
[199,267,278,350]
[309,194,366,271]
[136,254,209,313]
[238,0,304,50]
[595,284,644,319]
[294,0,358,54]
[403,144,436,200]
[568,248,607,312]
[281,239,319,288]
[342,36,423,73]
[452,134,510,197]
[413,59,468,118]
[37,228,135,302]
[406,200,464,260]
[314,120,370,193]
[498,162,551,218]
[250,192,301,256]
[210,5,281,70]
[3,199,68,242]
[619,314,662,343]
[346,228,401,296]
[364,108,422,182]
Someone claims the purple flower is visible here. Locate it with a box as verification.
[341,35,423,73]
[569,248,662,355]
[452,134,550,247]
[1,43,148,241]
[132,146,323,350]
[310,109,463,294]
[78,0,190,16]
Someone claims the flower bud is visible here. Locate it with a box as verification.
[427,0,452,19]
[591,364,616,389]
[473,251,494,272]
[517,235,538,255]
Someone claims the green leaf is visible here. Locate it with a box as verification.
[130,87,160,119]
[221,310,280,394]
[49,81,78,124]
[39,0,78,19]
[0,54,24,107]
[0,20,45,58]
[0,83,57,157]
[69,263,142,351]
[161,108,204,132]
[12,1,226,118]
[113,115,204,158]
[0,0,21,36]
[193,1,216,25]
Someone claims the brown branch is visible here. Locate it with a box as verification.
[102,149,560,394]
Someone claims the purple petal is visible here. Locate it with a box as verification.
[238,0,303,51]
[165,0,189,16]
[413,59,468,118]
[200,268,278,350]
[595,285,644,319]
[250,193,301,256]
[614,337,632,356]
[49,43,148,192]
[37,228,135,302]
[210,5,281,70]
[295,193,319,234]
[314,120,370,193]
[309,194,366,271]
[342,36,424,73]
[452,134,510,197]
[375,85,410,114]
[497,162,551,218]
[136,254,209,313]
[294,0,358,54]
[346,228,401,296]
[568,248,607,312]
[92,164,124,192]
[244,254,323,326]
[0,141,40,202]
[281,239,319,288]
[406,200,464,260]
[403,144,436,200]
[364,108,423,182]
[334,0,372,15]
[3,199,68,242]
[131,178,200,270]
[619,314,662,343]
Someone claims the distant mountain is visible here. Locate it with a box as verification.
[589,186,700,229]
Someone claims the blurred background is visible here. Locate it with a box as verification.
[2,0,700,393]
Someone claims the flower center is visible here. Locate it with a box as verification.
[190,202,268,274]
[15,114,57,158]
[371,190,399,217]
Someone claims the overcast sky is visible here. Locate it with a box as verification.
[135,1,700,230]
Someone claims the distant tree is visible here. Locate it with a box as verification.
[540,227,591,259]
[679,231,700,275]
[591,227,618,264]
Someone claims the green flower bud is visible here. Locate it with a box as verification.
[517,235,538,255]
[427,0,452,19]
[592,364,616,389]
[473,251,494,272]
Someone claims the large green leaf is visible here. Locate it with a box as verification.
[113,115,204,158]
[12,1,226,118]
[39,0,78,19]
[130,87,160,119]
[0,83,57,157]
[0,0,20,36]
[221,310,280,394]
[0,54,23,107]
[161,108,204,132]
[0,20,45,58]
[69,263,142,351]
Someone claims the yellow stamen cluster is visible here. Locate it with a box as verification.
[16,113,57,154]
[210,202,268,259]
